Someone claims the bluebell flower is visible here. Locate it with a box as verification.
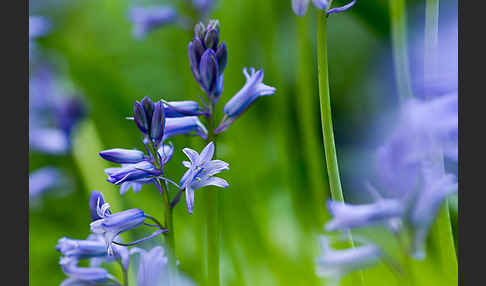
[29,16,50,39]
[29,167,62,199]
[131,246,195,286]
[292,0,328,17]
[56,235,107,259]
[188,20,227,101]
[192,0,215,14]
[105,161,157,186]
[164,101,202,117]
[129,6,178,39]
[316,236,381,280]
[325,199,404,231]
[407,164,457,259]
[99,148,146,164]
[30,127,70,155]
[326,0,357,16]
[164,116,208,141]
[216,67,276,133]
[90,198,146,254]
[179,142,229,214]
[59,257,118,286]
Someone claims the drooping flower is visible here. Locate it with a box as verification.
[325,199,404,231]
[105,161,157,186]
[99,148,146,164]
[89,193,146,254]
[56,235,108,259]
[129,6,178,39]
[163,101,202,118]
[188,20,227,101]
[163,116,208,141]
[291,0,328,17]
[316,236,381,280]
[216,67,276,133]
[179,142,229,214]
[59,257,118,286]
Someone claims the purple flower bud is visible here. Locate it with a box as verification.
[292,0,310,17]
[216,42,227,73]
[134,101,149,134]
[129,6,178,39]
[163,116,208,141]
[194,22,206,40]
[164,101,201,117]
[199,50,219,95]
[150,101,166,146]
[99,148,146,164]
[204,27,219,50]
[141,97,154,125]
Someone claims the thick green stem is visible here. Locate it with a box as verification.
[390,0,413,101]
[295,15,330,226]
[316,11,364,285]
[206,104,220,286]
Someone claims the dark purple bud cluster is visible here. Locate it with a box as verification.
[133,96,166,146]
[188,20,227,102]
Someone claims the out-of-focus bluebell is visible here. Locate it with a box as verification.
[180,142,229,214]
[188,20,227,102]
[29,16,50,39]
[90,194,146,254]
[29,167,62,199]
[316,236,381,280]
[216,67,276,133]
[131,246,195,286]
[325,199,404,231]
[164,116,208,141]
[129,6,178,39]
[59,257,118,286]
[164,101,202,118]
[408,163,457,259]
[29,64,85,155]
[192,0,215,15]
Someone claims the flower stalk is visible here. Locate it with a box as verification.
[389,0,413,101]
[316,10,364,285]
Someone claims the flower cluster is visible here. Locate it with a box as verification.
[56,191,167,284]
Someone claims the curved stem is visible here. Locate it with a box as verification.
[117,260,129,286]
[316,11,365,285]
[389,0,413,101]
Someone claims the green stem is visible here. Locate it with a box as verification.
[424,0,439,99]
[389,0,413,101]
[206,104,220,286]
[316,11,364,285]
[157,179,176,284]
[295,14,330,226]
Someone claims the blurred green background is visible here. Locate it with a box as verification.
[29,0,457,285]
